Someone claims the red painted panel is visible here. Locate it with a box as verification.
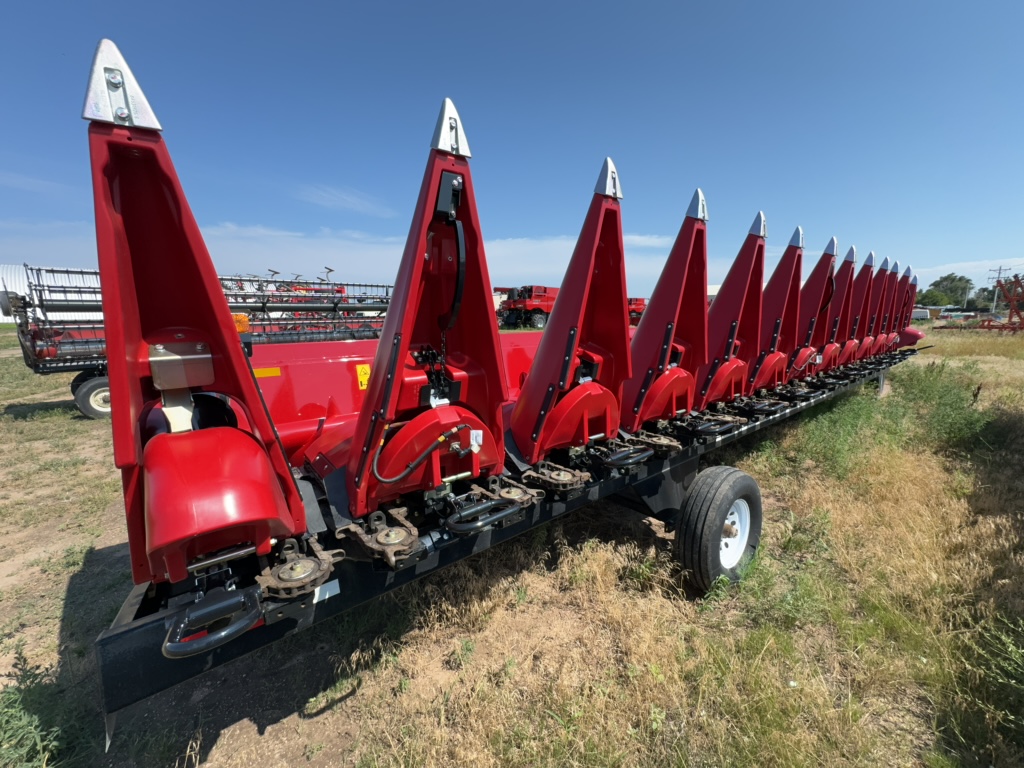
[621,207,707,431]
[89,124,304,584]
[510,189,631,464]
[751,238,802,391]
[693,224,764,410]
[345,145,508,515]
[789,248,835,380]
[143,427,294,583]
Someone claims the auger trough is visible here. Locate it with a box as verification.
[82,41,925,740]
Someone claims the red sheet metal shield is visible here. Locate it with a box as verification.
[818,247,857,372]
[88,116,303,582]
[344,100,508,516]
[789,242,836,379]
[852,252,877,359]
[620,189,708,432]
[510,159,632,464]
[692,213,766,411]
[750,227,803,392]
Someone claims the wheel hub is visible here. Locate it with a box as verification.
[719,499,751,570]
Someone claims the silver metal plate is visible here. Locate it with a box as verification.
[595,157,623,199]
[749,211,766,238]
[149,342,214,391]
[82,39,162,130]
[686,188,708,221]
[430,98,471,157]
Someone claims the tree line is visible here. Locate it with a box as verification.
[916,273,1001,310]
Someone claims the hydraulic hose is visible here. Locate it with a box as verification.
[445,498,525,535]
[371,422,472,485]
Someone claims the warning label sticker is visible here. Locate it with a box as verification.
[356,364,371,390]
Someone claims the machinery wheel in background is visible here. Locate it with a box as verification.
[74,375,112,420]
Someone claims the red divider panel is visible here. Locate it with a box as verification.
[692,212,766,411]
[852,252,877,360]
[88,124,303,584]
[868,258,897,357]
[789,241,837,380]
[343,100,508,516]
[818,247,857,373]
[750,227,803,392]
[620,189,708,432]
[510,159,632,464]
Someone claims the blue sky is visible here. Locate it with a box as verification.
[1,1,1022,295]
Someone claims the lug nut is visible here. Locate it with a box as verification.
[107,71,124,88]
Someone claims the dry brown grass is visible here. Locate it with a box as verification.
[0,328,1022,767]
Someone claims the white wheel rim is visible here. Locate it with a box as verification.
[719,498,751,569]
[90,388,111,413]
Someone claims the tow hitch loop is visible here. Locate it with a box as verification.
[162,585,263,659]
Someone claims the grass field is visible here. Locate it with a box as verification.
[1,324,1022,767]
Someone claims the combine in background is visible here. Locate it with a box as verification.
[0,263,393,418]
[497,284,646,328]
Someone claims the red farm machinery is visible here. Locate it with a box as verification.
[0,263,393,418]
[498,284,647,329]
[979,276,1024,332]
[80,40,924,740]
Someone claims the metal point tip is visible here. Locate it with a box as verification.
[824,237,838,257]
[430,97,472,158]
[686,188,708,221]
[82,39,162,130]
[879,256,890,270]
[903,266,912,278]
[890,260,900,273]
[911,275,919,286]
[789,226,804,248]
[844,246,856,263]
[594,157,623,199]
[865,251,876,268]
[749,211,767,237]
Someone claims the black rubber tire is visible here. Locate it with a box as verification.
[69,371,94,396]
[673,465,762,593]
[531,311,548,329]
[74,375,112,420]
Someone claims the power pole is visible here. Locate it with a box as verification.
[989,266,1008,313]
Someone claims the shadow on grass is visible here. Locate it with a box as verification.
[11,499,673,766]
[934,403,1024,765]
[2,399,81,420]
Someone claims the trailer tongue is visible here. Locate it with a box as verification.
[83,39,923,742]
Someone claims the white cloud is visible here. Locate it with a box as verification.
[294,184,397,218]
[623,233,673,249]
[5,218,1009,300]
[0,171,70,196]
[202,223,304,239]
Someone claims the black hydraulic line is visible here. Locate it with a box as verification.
[371,423,472,485]
[445,498,525,535]
[602,446,655,468]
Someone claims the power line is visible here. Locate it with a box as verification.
[987,265,1024,313]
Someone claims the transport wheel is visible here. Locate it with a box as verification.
[674,465,762,593]
[74,375,112,419]
[531,311,548,329]
[70,371,90,396]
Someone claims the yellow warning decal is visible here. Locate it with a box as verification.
[356,364,371,390]
[253,367,281,379]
